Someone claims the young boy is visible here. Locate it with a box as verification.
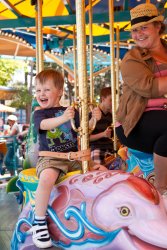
[31,69,101,248]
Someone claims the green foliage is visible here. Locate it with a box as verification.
[0,59,31,109]
[10,82,33,109]
[0,59,21,86]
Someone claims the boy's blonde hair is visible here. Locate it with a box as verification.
[35,69,64,89]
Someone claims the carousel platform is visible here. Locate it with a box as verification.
[0,182,20,250]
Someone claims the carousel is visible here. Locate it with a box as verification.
[0,0,166,250]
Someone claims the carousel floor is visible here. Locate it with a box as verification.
[0,184,20,250]
[0,180,62,250]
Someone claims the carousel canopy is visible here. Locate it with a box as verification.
[0,103,16,112]
[0,1,166,47]
[0,0,166,75]
[0,86,16,100]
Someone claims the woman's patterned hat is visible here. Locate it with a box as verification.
[130,3,164,30]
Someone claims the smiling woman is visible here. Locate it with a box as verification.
[116,3,167,198]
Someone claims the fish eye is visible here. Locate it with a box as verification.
[119,206,130,217]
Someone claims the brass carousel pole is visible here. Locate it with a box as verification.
[89,0,94,103]
[75,0,89,173]
[62,49,67,104]
[109,0,117,155]
[36,0,44,73]
[73,25,78,97]
[116,24,120,110]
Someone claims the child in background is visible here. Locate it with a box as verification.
[90,87,113,165]
[32,69,102,248]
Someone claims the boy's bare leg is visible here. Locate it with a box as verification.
[31,167,60,248]
[35,168,60,216]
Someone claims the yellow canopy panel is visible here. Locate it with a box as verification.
[66,22,130,36]
[0,0,69,19]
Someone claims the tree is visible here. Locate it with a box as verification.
[0,58,31,123]
[0,58,21,86]
[9,60,32,123]
[10,82,33,109]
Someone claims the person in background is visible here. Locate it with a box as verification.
[17,124,29,143]
[5,115,20,136]
[0,117,4,134]
[90,87,113,165]
[17,124,30,159]
[31,69,102,248]
[115,3,167,198]
[4,115,20,175]
[0,117,6,174]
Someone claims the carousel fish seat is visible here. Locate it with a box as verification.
[16,168,39,206]
[11,168,167,250]
[118,146,155,184]
[16,168,82,206]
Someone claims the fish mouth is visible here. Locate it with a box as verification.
[128,219,167,250]
[131,235,166,250]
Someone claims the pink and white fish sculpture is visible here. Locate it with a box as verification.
[12,170,167,250]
